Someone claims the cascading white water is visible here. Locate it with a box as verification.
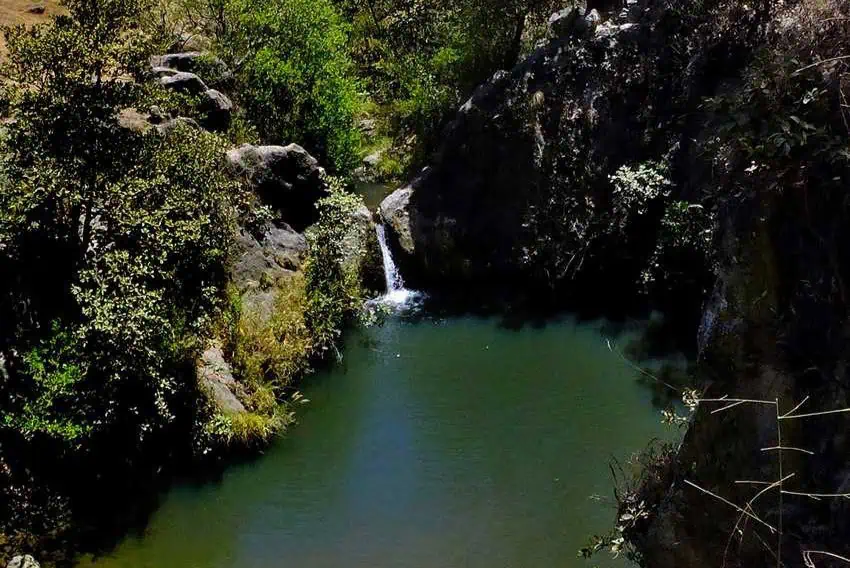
[376,224,404,292]
[374,223,420,308]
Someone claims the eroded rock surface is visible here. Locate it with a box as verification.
[159,71,208,95]
[197,346,245,415]
[227,144,328,230]
[7,556,39,568]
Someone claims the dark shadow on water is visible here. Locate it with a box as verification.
[67,286,694,567]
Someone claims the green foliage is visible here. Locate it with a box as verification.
[609,162,671,230]
[1,125,256,447]
[0,0,262,458]
[204,406,293,449]
[304,179,366,355]
[642,202,715,292]
[3,326,89,442]
[333,0,563,166]
[216,0,361,173]
[580,441,676,564]
[0,1,280,550]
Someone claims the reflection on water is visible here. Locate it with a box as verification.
[78,316,677,568]
[353,181,393,211]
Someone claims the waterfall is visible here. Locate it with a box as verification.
[374,223,420,308]
[376,223,404,292]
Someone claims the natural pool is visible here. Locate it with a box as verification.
[78,315,676,568]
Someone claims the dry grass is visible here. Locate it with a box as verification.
[0,0,63,54]
[229,273,315,392]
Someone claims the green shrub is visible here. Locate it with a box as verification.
[1,125,258,449]
[3,326,89,443]
[304,181,366,355]
[224,0,362,173]
[608,162,672,231]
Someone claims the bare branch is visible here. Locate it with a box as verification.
[793,55,850,75]
[723,474,796,567]
[782,490,850,499]
[684,479,778,533]
[780,396,810,419]
[761,446,815,456]
[713,401,748,414]
[606,339,680,393]
[780,407,850,420]
[803,550,850,567]
[697,397,776,406]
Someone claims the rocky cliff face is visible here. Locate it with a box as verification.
[384,0,850,566]
[639,175,850,568]
[379,0,723,314]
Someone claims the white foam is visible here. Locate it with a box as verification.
[373,224,425,311]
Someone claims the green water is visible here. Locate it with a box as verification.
[78,316,674,568]
[353,181,393,210]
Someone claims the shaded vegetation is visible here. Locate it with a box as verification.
[0,0,369,560]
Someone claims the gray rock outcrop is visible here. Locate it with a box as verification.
[197,346,245,414]
[7,555,39,568]
[199,88,233,130]
[151,66,179,78]
[379,186,415,256]
[159,71,208,95]
[232,223,307,293]
[376,1,672,300]
[231,222,307,321]
[152,52,228,77]
[343,205,383,293]
[226,144,328,230]
[156,116,201,135]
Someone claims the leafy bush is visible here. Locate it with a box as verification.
[0,1,282,557]
[642,202,715,294]
[220,0,362,173]
[609,162,671,230]
[1,125,256,447]
[304,180,367,355]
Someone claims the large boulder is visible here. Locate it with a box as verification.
[226,144,329,230]
[376,1,674,305]
[7,556,39,568]
[118,109,202,136]
[231,222,307,294]
[199,89,233,130]
[151,66,179,78]
[343,205,383,293]
[379,186,414,255]
[159,71,208,95]
[152,52,228,77]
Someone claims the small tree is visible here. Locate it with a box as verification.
[0,0,154,331]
